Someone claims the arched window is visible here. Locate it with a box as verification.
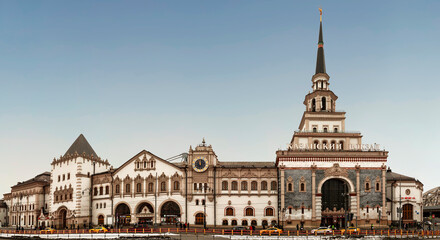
[115,185,120,194]
[196,199,199,205]
[194,183,198,191]
[125,184,131,193]
[242,220,248,226]
[251,220,257,226]
[331,140,336,150]
[366,182,370,191]
[160,182,166,191]
[231,220,237,226]
[261,181,268,190]
[322,97,326,110]
[376,182,380,191]
[314,140,319,149]
[339,141,344,150]
[241,181,248,191]
[265,207,274,216]
[222,181,228,190]
[222,220,228,226]
[262,220,268,227]
[251,181,258,191]
[323,140,328,150]
[288,183,293,192]
[312,98,316,112]
[300,183,305,192]
[148,183,154,192]
[105,186,109,195]
[94,187,98,196]
[245,207,254,216]
[231,181,238,191]
[173,181,180,191]
[136,183,142,193]
[271,181,277,191]
[144,162,146,168]
[225,207,234,216]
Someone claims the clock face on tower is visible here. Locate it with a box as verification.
[192,157,208,173]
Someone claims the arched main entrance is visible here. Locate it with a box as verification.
[59,209,67,229]
[136,202,154,226]
[321,178,349,228]
[115,203,131,227]
[195,213,205,225]
[160,201,180,224]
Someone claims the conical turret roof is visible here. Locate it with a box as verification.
[64,134,97,157]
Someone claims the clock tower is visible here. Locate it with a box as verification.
[186,139,218,225]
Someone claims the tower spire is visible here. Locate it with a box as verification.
[315,8,326,74]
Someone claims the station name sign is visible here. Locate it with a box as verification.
[288,143,382,151]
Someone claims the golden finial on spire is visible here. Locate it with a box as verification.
[319,8,323,22]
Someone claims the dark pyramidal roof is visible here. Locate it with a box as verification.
[315,18,326,74]
[64,134,97,157]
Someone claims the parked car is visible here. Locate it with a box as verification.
[260,227,283,234]
[341,227,360,234]
[232,226,248,231]
[89,226,108,233]
[40,227,56,234]
[311,226,332,234]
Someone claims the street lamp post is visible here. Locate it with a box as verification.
[203,185,212,229]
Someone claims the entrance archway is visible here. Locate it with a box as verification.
[98,215,104,225]
[403,204,413,221]
[195,213,205,225]
[115,203,131,226]
[136,202,154,226]
[58,209,67,229]
[160,201,181,224]
[320,178,350,228]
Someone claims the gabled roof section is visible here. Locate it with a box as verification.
[64,134,97,157]
[113,150,182,175]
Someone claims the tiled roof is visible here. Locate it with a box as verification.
[64,134,97,157]
[386,171,415,181]
[12,172,50,188]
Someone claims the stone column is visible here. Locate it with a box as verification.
[381,164,387,222]
[355,165,361,219]
[280,166,285,226]
[311,164,317,221]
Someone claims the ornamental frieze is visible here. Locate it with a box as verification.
[324,163,348,178]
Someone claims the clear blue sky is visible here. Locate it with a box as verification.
[0,1,439,195]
